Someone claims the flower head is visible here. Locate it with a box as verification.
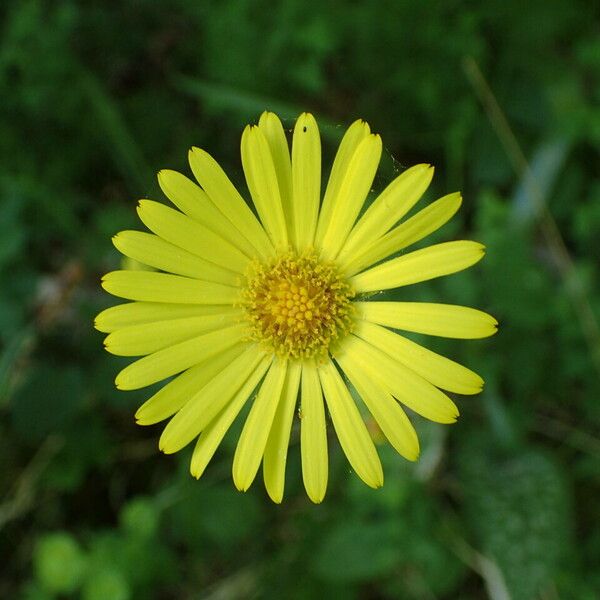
[96,112,497,503]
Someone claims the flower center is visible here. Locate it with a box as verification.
[241,251,355,358]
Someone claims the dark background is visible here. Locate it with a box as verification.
[1,0,599,598]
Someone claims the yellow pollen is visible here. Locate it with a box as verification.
[240,251,355,358]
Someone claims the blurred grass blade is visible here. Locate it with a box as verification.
[171,75,340,142]
[0,327,34,408]
[464,55,600,379]
[511,139,570,225]
[80,69,153,192]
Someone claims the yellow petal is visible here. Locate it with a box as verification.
[95,302,232,333]
[291,113,321,250]
[113,230,239,286]
[353,320,484,395]
[315,119,371,246]
[137,200,250,274]
[104,310,240,356]
[318,359,383,488]
[355,301,498,339]
[342,335,459,424]
[135,344,245,425]
[115,323,246,390]
[188,147,274,259]
[335,346,419,461]
[319,134,382,261]
[300,360,328,504]
[190,354,273,478]
[101,271,239,304]
[263,360,301,503]
[158,169,258,258]
[241,125,289,249]
[258,112,293,241]
[342,192,462,276]
[159,345,271,453]
[233,358,288,492]
[339,164,434,263]
[351,241,485,293]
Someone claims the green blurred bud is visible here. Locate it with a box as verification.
[82,568,131,600]
[34,532,86,594]
[120,496,159,540]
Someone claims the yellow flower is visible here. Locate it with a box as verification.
[96,112,497,503]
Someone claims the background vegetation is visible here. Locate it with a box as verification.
[1,0,599,598]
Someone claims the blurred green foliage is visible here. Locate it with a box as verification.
[1,0,599,598]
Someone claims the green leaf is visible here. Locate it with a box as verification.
[460,441,571,600]
[11,364,84,442]
[167,483,263,553]
[312,520,399,583]
[42,416,113,491]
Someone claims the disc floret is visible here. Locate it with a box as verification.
[241,251,355,358]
